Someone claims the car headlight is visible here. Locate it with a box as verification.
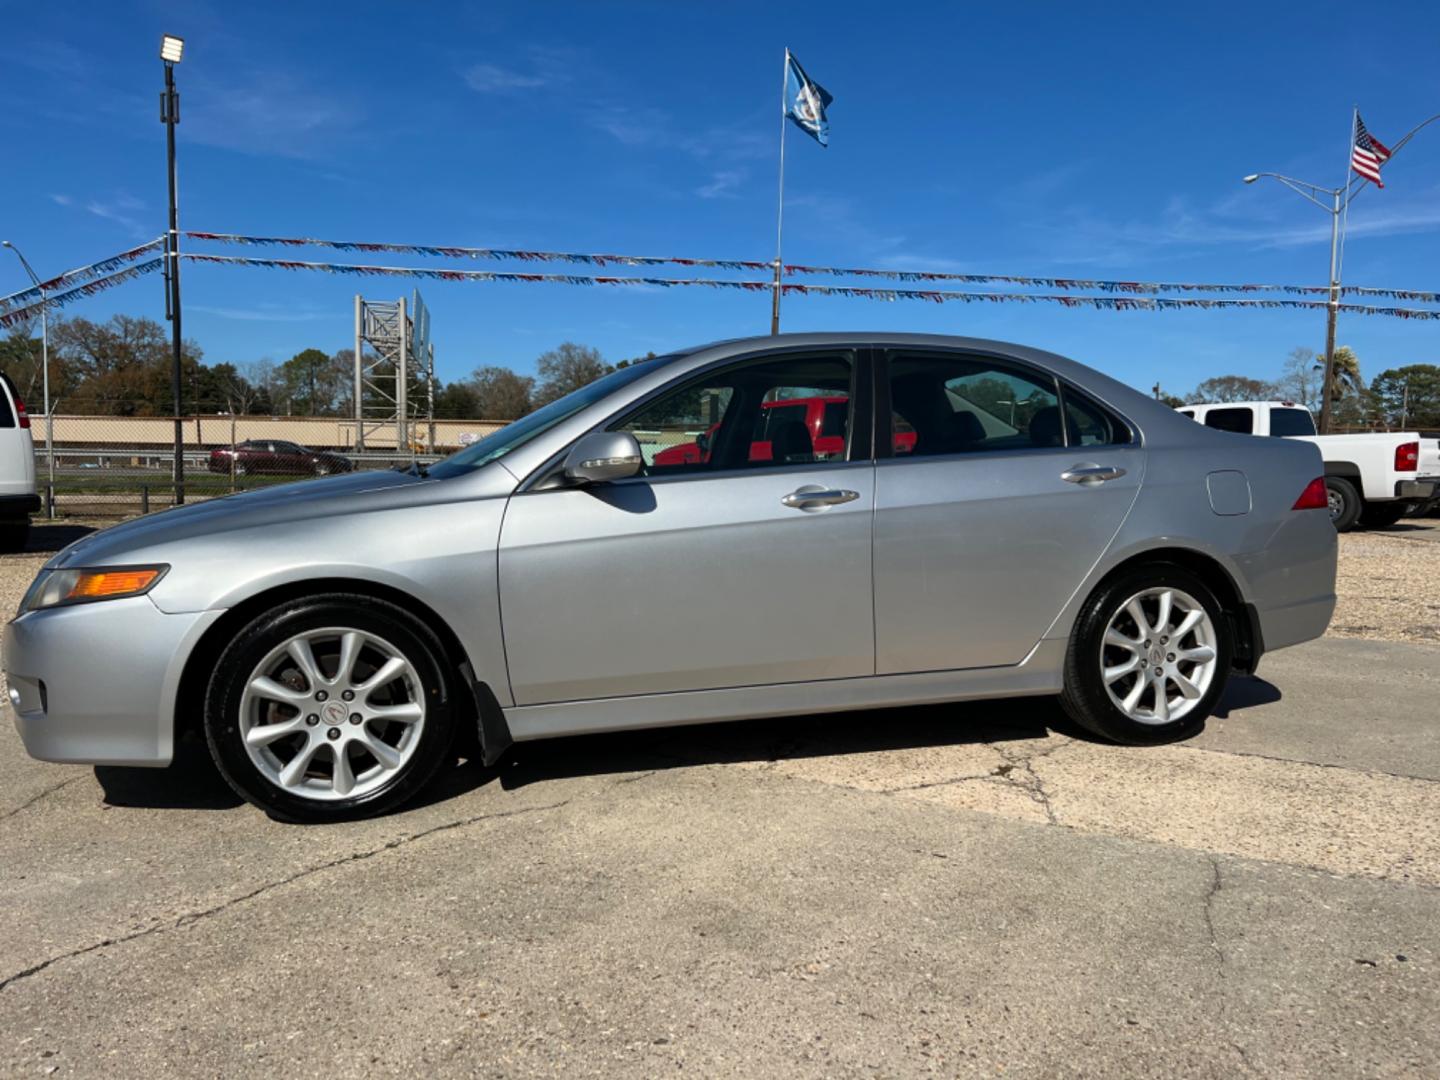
[18,565,169,616]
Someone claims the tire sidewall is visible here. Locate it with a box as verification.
[1062,565,1233,746]
[204,595,458,822]
[1325,476,1362,532]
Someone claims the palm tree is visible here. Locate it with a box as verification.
[1329,346,1363,402]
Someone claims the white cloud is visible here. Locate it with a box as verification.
[57,192,151,238]
[696,169,746,199]
[588,104,668,146]
[191,305,328,323]
[463,63,549,93]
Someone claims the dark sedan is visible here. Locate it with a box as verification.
[208,440,353,477]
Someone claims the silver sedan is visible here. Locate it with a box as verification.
[7,334,1337,822]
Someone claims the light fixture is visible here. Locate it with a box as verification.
[1242,174,1259,184]
[160,35,184,63]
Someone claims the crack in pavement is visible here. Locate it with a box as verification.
[0,799,570,995]
[991,741,1066,825]
[0,775,85,822]
[1183,744,1440,786]
[877,740,1069,825]
[1202,854,1227,969]
[1198,855,1260,1076]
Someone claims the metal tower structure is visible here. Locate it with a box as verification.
[352,290,435,453]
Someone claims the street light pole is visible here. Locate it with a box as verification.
[1244,109,1440,434]
[1242,171,1347,433]
[160,34,186,505]
[1319,185,1342,435]
[2,241,55,518]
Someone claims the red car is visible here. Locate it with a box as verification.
[654,395,917,466]
[208,440,354,477]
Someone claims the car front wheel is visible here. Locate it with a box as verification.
[1059,566,1232,745]
[204,594,460,822]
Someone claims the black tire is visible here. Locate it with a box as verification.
[1358,501,1407,529]
[1059,564,1233,746]
[203,593,461,823]
[0,520,31,553]
[1325,476,1363,532]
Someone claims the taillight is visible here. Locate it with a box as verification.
[13,396,29,429]
[1395,442,1419,472]
[1293,477,1328,510]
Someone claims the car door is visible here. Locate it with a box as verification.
[498,347,876,705]
[872,347,1144,673]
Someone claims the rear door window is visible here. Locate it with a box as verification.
[886,352,1062,456]
[1203,407,1255,434]
[1268,408,1317,436]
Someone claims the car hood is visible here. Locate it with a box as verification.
[50,470,437,569]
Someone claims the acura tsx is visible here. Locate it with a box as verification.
[7,333,1337,822]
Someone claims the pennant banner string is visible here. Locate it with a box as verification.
[0,259,165,330]
[0,238,166,315]
[782,263,1440,303]
[182,231,1440,303]
[179,253,1440,321]
[185,232,771,272]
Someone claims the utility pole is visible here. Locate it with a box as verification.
[160,34,186,504]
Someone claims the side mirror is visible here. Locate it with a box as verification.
[564,430,643,484]
[695,430,711,455]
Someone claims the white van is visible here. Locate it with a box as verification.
[0,373,39,550]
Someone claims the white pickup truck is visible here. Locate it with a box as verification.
[0,372,39,550]
[1176,400,1440,531]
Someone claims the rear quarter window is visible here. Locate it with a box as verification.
[0,376,17,428]
[1203,407,1254,434]
[1268,408,1317,437]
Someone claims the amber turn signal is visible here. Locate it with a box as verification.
[66,569,163,599]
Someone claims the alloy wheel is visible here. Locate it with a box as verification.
[1099,587,1218,725]
[238,627,427,801]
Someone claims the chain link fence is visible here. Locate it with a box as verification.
[31,403,510,518]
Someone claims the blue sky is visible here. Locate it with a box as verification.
[4,0,1440,396]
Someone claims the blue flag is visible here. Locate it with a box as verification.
[784,51,832,147]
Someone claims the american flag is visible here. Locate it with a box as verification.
[1352,113,1393,188]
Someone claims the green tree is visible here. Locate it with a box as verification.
[277,348,335,415]
[52,315,202,416]
[534,342,610,407]
[1371,364,1440,429]
[1188,375,1276,404]
[469,365,535,419]
[1327,346,1364,401]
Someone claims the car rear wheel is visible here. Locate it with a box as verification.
[1358,501,1407,529]
[1059,566,1232,746]
[1325,476,1362,532]
[204,594,460,822]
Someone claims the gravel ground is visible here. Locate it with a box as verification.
[1330,518,1440,643]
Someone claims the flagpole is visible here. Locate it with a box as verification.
[771,48,788,335]
[1318,107,1355,435]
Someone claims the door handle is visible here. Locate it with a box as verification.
[1061,465,1126,486]
[781,486,860,511]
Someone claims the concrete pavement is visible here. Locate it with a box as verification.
[2,635,1438,1077]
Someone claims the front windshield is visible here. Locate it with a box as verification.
[427,355,675,477]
